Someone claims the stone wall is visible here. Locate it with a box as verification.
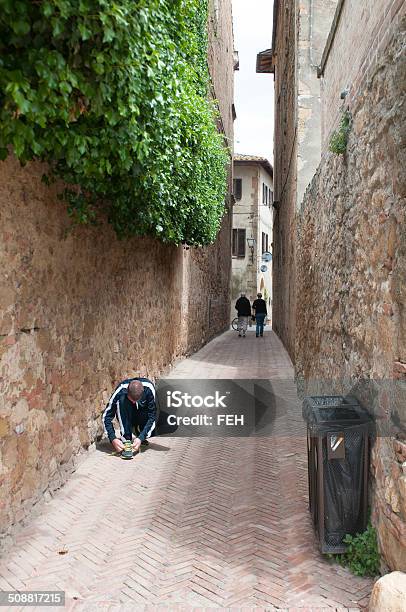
[320,0,405,146]
[272,0,297,358]
[295,19,406,570]
[208,0,235,150]
[0,0,234,547]
[0,155,231,547]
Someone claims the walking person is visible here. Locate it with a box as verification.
[235,292,251,337]
[252,292,267,338]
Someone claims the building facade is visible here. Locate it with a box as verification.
[260,0,406,571]
[231,155,273,320]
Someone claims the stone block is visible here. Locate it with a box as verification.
[369,572,406,611]
[394,441,406,460]
[0,418,9,438]
[394,362,406,380]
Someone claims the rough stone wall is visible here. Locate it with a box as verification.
[272,0,298,358]
[0,156,176,543]
[320,0,405,146]
[295,19,406,570]
[208,0,235,151]
[0,1,234,547]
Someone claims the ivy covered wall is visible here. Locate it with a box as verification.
[0,0,229,245]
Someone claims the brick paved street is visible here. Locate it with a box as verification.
[0,329,374,610]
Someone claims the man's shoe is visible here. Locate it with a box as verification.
[256,334,259,337]
[121,440,133,460]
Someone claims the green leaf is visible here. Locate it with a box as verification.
[12,20,30,36]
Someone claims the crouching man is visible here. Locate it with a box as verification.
[103,377,157,459]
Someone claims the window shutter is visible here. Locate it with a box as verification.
[238,229,246,257]
[233,178,242,201]
[232,228,237,256]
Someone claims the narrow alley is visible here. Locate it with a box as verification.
[0,329,373,610]
[0,0,405,609]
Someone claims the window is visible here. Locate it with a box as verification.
[269,190,273,206]
[264,184,271,205]
[233,178,242,201]
[261,232,266,254]
[266,234,269,252]
[232,228,246,257]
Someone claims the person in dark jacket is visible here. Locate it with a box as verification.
[252,293,267,337]
[103,377,156,459]
[235,292,251,337]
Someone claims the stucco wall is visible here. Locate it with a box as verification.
[231,163,273,318]
[295,19,406,570]
[297,0,337,206]
[257,166,273,313]
[231,164,258,307]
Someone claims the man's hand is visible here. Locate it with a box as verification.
[111,438,124,453]
[132,438,141,452]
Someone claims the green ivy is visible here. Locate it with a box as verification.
[329,110,352,156]
[328,522,380,578]
[0,0,229,245]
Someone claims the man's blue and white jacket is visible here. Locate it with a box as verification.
[103,377,156,443]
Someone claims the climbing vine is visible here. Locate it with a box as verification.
[0,0,229,245]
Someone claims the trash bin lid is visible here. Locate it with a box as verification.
[302,395,372,429]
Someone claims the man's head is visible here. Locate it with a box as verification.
[257,293,262,298]
[241,292,246,297]
[127,380,144,404]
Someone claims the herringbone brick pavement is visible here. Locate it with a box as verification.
[0,329,374,610]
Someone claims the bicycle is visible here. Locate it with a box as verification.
[232,316,254,332]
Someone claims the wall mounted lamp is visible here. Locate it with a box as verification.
[247,237,256,263]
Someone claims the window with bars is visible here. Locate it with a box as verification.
[232,228,246,257]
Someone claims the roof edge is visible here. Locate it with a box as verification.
[234,155,273,178]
